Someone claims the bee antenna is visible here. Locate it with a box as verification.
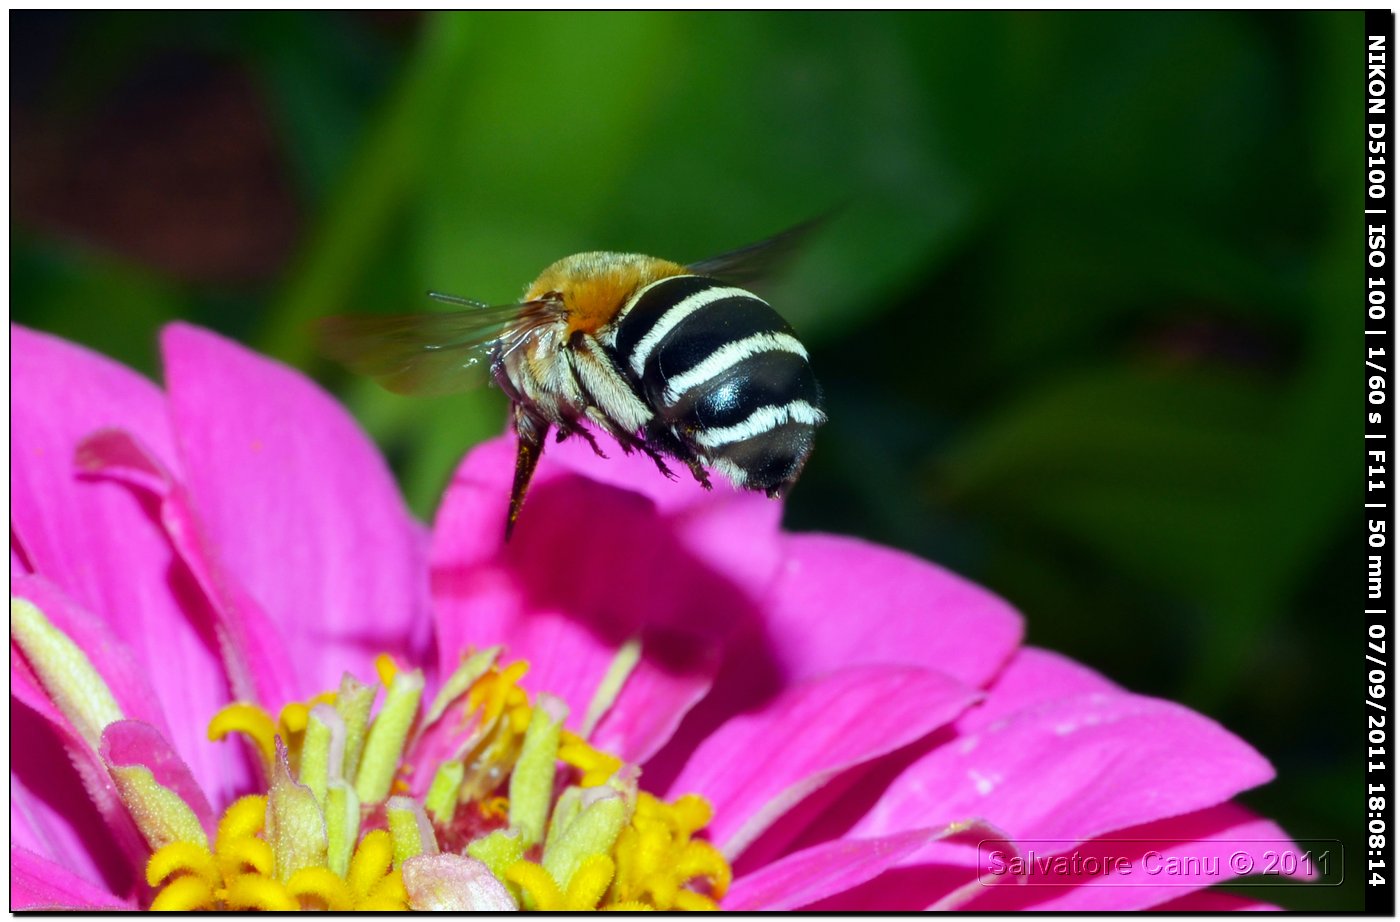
[427,291,490,309]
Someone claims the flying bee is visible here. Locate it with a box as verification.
[317,224,827,539]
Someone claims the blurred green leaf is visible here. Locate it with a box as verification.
[239,12,401,202]
[11,235,189,377]
[941,363,1280,603]
[259,13,475,366]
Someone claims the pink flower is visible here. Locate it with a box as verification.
[11,322,1300,910]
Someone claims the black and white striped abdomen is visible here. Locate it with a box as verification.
[605,274,825,494]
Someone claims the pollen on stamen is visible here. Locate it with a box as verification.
[163,650,733,911]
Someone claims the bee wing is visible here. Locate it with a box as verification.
[686,213,831,288]
[315,297,559,396]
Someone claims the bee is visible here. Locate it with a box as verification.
[317,224,826,539]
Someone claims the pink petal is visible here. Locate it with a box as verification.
[762,534,1024,689]
[728,649,1145,874]
[13,536,33,575]
[12,649,151,886]
[808,804,1297,911]
[545,423,782,522]
[77,427,297,711]
[11,325,241,802]
[955,646,1123,734]
[961,803,1304,910]
[431,436,784,762]
[667,665,979,859]
[1152,890,1283,911]
[648,538,1027,795]
[843,691,1274,846]
[100,720,217,843]
[12,646,80,751]
[160,323,432,696]
[12,699,139,903]
[806,860,988,911]
[11,845,133,910]
[725,826,951,911]
[12,574,172,740]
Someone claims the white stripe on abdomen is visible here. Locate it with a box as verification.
[626,282,763,377]
[693,399,826,450]
[662,332,809,406]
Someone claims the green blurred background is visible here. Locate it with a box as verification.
[11,11,1361,908]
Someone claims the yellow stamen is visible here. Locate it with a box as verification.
[207,703,277,768]
[608,793,728,909]
[279,702,311,736]
[506,860,566,911]
[508,696,533,734]
[216,794,267,846]
[278,692,337,749]
[566,854,617,909]
[149,873,215,911]
[672,795,713,839]
[506,854,619,911]
[143,653,731,912]
[222,873,299,911]
[217,836,275,881]
[676,840,731,899]
[347,828,395,899]
[146,841,220,889]
[467,660,530,731]
[672,891,720,911]
[362,868,409,909]
[287,866,356,911]
[559,731,625,788]
[375,653,399,689]
[480,795,511,821]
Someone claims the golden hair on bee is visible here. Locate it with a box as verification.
[318,222,828,540]
[522,253,687,337]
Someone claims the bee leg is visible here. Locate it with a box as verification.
[685,456,713,490]
[506,410,549,542]
[576,425,608,459]
[640,425,707,487]
[555,418,609,459]
[642,447,679,481]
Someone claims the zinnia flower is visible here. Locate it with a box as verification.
[12,322,1301,910]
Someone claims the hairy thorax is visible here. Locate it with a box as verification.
[523,252,687,338]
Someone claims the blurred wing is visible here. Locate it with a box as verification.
[686,213,831,288]
[315,299,558,396]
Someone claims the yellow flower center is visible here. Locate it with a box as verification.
[149,651,730,911]
[147,798,408,910]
